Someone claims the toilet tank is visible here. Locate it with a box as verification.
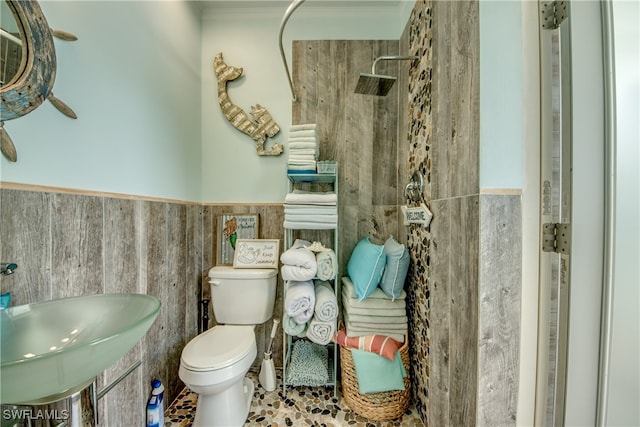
[208,266,278,324]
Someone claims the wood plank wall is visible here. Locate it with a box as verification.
[291,39,402,272]
[0,188,201,426]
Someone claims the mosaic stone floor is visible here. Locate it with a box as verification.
[165,369,425,426]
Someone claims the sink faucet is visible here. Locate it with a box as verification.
[1,263,18,275]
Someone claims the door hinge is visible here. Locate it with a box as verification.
[542,222,571,254]
[540,1,568,30]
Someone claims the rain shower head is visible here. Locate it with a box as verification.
[355,73,397,96]
[355,55,419,96]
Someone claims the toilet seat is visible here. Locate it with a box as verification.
[181,325,255,372]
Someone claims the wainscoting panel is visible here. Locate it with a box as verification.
[0,188,201,426]
[478,194,522,426]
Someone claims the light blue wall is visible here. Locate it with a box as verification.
[1,1,409,203]
[479,0,523,190]
[0,1,202,202]
[201,2,409,203]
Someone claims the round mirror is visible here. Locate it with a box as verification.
[0,0,24,88]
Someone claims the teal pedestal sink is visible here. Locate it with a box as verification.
[0,293,160,404]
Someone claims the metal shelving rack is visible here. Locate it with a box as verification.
[281,170,339,396]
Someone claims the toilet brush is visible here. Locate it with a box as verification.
[259,318,279,392]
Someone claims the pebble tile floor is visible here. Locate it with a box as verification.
[165,369,425,426]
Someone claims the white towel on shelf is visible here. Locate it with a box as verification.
[289,129,317,138]
[287,164,316,173]
[288,148,317,156]
[281,263,317,282]
[284,213,338,224]
[288,156,317,162]
[291,239,311,249]
[281,245,317,267]
[284,191,337,205]
[316,249,338,281]
[282,313,308,337]
[314,280,338,321]
[287,163,317,169]
[284,221,337,230]
[280,244,317,281]
[306,316,336,345]
[284,206,337,214]
[290,123,317,131]
[288,156,317,163]
[285,280,315,323]
[289,141,318,150]
[289,136,319,148]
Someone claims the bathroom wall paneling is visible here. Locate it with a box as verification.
[202,204,285,371]
[292,39,402,270]
[478,194,522,425]
[0,187,201,426]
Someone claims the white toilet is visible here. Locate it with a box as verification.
[179,266,277,427]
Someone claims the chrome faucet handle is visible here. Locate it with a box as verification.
[1,263,18,275]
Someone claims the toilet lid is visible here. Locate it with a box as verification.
[181,325,255,371]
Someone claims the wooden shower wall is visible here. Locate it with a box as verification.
[291,39,405,270]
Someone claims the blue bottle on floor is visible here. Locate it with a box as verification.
[146,379,165,427]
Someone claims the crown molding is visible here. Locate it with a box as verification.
[201,0,405,20]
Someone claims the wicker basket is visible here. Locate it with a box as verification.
[340,339,411,421]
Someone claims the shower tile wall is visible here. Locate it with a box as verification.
[405,0,482,425]
[0,187,201,426]
[404,1,522,426]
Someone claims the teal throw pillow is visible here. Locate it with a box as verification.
[347,237,386,301]
[380,236,410,300]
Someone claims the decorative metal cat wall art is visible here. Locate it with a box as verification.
[213,52,283,156]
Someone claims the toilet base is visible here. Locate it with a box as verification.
[192,377,254,427]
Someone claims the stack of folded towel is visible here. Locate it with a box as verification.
[283,190,337,229]
[287,123,319,174]
[341,276,408,342]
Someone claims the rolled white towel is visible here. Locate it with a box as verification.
[314,280,338,321]
[316,249,337,281]
[280,246,317,281]
[285,280,315,323]
[282,313,308,337]
[306,316,336,345]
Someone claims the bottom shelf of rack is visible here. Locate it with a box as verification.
[282,338,338,396]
